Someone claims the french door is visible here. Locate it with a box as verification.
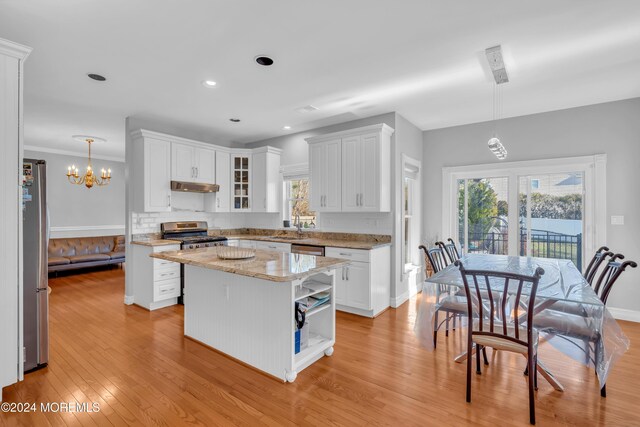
[444,156,606,269]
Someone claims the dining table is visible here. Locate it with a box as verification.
[414,253,630,391]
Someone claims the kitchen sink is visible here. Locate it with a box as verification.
[267,235,307,241]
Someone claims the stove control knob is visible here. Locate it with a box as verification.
[188,245,194,249]
[195,244,200,248]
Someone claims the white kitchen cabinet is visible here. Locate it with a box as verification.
[231,153,251,211]
[342,131,390,212]
[131,243,181,310]
[306,124,393,213]
[326,245,391,318]
[252,147,281,213]
[254,241,291,253]
[308,138,341,212]
[131,133,172,213]
[171,142,216,184]
[204,150,230,212]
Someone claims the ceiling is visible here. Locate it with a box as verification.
[1,1,640,160]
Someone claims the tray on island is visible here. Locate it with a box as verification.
[217,247,256,260]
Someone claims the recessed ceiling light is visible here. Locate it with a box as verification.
[229,118,241,123]
[283,126,291,130]
[87,73,106,82]
[202,80,217,88]
[255,55,274,66]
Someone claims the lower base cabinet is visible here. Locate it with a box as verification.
[326,245,391,318]
[131,243,181,310]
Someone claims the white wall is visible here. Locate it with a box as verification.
[24,150,125,238]
[422,98,640,315]
[392,114,424,304]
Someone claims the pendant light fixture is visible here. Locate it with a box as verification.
[485,45,509,160]
[488,82,507,160]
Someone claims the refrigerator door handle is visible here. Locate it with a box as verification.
[37,162,48,291]
[36,288,49,365]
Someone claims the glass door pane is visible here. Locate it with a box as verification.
[518,173,584,269]
[457,177,509,255]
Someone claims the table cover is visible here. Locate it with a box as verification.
[414,254,629,386]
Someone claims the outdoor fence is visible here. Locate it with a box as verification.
[464,228,582,270]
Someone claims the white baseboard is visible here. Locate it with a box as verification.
[50,225,125,238]
[390,290,409,308]
[124,295,134,305]
[608,307,640,323]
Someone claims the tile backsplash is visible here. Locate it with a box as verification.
[131,211,392,235]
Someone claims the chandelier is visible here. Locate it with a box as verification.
[66,136,111,188]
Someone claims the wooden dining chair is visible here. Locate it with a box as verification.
[547,250,616,318]
[534,255,637,397]
[436,238,461,264]
[584,246,612,285]
[419,245,467,348]
[455,260,545,425]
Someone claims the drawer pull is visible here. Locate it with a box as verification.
[339,252,352,256]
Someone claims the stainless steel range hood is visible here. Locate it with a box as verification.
[171,181,219,193]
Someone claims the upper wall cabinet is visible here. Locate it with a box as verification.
[204,150,230,212]
[308,138,341,212]
[252,147,282,213]
[131,131,172,213]
[131,129,280,213]
[171,142,216,184]
[306,124,394,213]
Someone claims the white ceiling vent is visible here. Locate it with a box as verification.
[295,105,319,113]
[485,45,509,84]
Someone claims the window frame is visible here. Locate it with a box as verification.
[280,163,314,228]
[442,155,606,267]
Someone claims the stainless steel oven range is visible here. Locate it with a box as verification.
[160,221,227,303]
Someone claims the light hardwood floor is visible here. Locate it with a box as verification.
[1,268,639,426]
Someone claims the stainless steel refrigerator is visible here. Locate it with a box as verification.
[22,159,49,372]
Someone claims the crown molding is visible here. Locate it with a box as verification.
[305,123,395,144]
[131,129,231,152]
[252,146,283,155]
[24,145,125,162]
[0,38,32,60]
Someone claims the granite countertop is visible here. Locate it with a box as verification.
[150,246,349,282]
[131,239,181,247]
[225,235,391,250]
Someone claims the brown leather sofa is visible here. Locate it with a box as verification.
[48,235,125,272]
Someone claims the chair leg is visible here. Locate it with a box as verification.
[534,355,538,391]
[466,339,473,403]
[482,347,489,366]
[601,384,607,398]
[452,314,457,331]
[476,345,482,375]
[433,310,439,349]
[445,311,450,337]
[528,354,536,425]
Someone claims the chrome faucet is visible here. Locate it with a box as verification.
[295,214,303,237]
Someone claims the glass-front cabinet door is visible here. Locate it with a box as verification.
[232,155,250,210]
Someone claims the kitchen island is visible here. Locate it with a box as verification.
[151,246,348,382]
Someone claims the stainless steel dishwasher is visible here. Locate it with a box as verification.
[290,244,325,256]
